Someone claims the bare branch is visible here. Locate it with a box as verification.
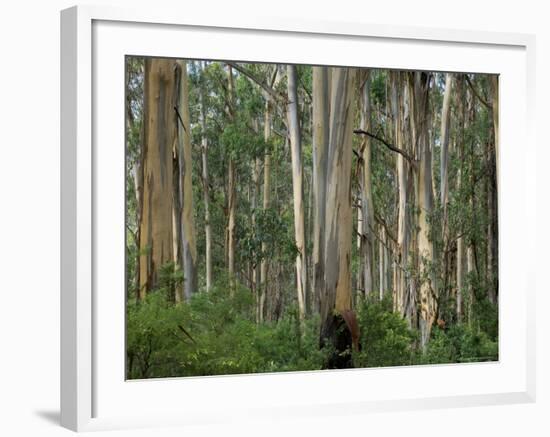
[465,75,491,110]
[225,62,283,103]
[353,129,416,164]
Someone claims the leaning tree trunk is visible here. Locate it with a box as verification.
[287,65,307,323]
[320,67,357,369]
[138,58,176,299]
[311,66,329,314]
[174,60,197,302]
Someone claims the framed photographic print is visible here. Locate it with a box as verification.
[61,5,536,432]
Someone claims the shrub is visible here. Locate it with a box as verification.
[420,323,498,365]
[127,282,330,378]
[353,295,416,368]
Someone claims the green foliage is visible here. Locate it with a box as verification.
[420,324,498,365]
[125,59,500,377]
[370,71,387,107]
[353,295,416,368]
[127,279,331,379]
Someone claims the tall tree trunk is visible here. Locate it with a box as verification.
[251,118,261,321]
[412,72,436,348]
[391,71,409,318]
[311,66,329,314]
[174,60,197,302]
[359,70,375,298]
[440,73,453,231]
[456,231,465,321]
[287,65,307,322]
[488,75,499,305]
[438,73,453,316]
[138,59,176,299]
[379,225,385,300]
[227,66,237,294]
[455,76,466,321]
[320,67,357,368]
[466,244,474,326]
[259,99,272,322]
[466,87,476,326]
[199,64,212,292]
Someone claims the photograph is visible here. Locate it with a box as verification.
[125,57,499,379]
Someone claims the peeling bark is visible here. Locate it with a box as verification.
[359,70,375,298]
[412,72,436,348]
[139,59,176,299]
[320,67,357,368]
[311,66,329,313]
[174,60,197,302]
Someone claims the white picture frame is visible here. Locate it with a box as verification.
[60,5,536,432]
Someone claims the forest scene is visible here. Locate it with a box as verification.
[125,57,499,379]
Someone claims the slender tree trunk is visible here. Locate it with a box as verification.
[466,244,474,325]
[174,60,197,302]
[412,72,436,348]
[199,65,212,292]
[466,88,476,326]
[251,118,261,321]
[259,100,272,322]
[359,70,375,298]
[287,65,307,322]
[491,76,500,172]
[455,75,466,321]
[138,59,176,299]
[391,71,409,318]
[457,231,465,321]
[440,73,453,230]
[320,67,357,368]
[488,75,499,305]
[227,66,237,294]
[379,225,385,300]
[311,66,329,314]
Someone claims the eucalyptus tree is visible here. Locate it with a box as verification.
[358,70,375,298]
[311,66,329,312]
[138,58,177,299]
[410,71,436,348]
[287,64,307,323]
[197,61,212,292]
[173,60,197,302]
[391,71,410,319]
[440,73,453,238]
[226,65,237,293]
[320,67,358,367]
